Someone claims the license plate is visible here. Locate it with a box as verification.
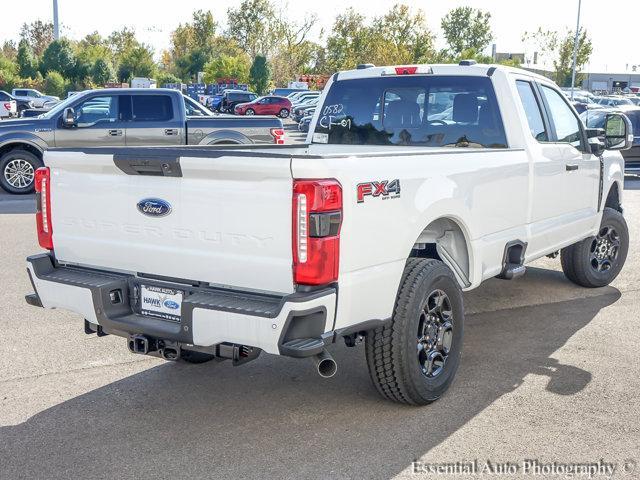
[139,284,183,322]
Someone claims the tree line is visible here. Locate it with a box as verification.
[0,1,592,98]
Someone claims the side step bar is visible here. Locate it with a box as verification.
[497,240,527,280]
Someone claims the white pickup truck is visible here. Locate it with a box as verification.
[25,63,633,405]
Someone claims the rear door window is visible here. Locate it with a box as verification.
[539,85,583,148]
[131,95,173,122]
[515,80,548,142]
[313,75,507,148]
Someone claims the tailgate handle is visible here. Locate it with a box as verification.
[113,154,182,177]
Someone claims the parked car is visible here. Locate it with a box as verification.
[1,90,33,116]
[293,103,317,122]
[207,94,223,111]
[594,96,634,107]
[234,96,292,118]
[581,106,640,174]
[298,114,312,132]
[288,91,320,104]
[0,88,284,194]
[24,63,631,405]
[0,91,18,119]
[271,88,308,96]
[11,88,59,108]
[219,90,258,113]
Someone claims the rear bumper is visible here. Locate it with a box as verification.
[26,253,336,356]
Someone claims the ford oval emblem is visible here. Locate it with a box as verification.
[137,198,172,217]
[163,300,180,310]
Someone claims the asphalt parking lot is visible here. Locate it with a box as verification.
[1,177,639,480]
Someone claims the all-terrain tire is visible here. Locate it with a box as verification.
[365,258,464,405]
[561,207,628,288]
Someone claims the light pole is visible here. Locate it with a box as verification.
[53,0,60,40]
[570,0,582,99]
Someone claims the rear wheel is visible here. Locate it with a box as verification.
[365,258,464,405]
[0,149,42,194]
[561,207,628,288]
[279,108,290,118]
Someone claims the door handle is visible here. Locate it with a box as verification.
[164,128,178,136]
[566,164,579,171]
[108,129,123,137]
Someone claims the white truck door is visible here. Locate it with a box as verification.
[514,79,599,257]
[537,84,600,221]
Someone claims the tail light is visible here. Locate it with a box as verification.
[292,179,342,285]
[271,128,285,145]
[35,167,53,249]
[394,66,418,75]
[3,103,11,110]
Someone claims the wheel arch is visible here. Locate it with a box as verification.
[200,130,251,145]
[604,180,623,213]
[408,216,473,289]
[0,140,44,161]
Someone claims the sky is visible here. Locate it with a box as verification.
[1,0,636,73]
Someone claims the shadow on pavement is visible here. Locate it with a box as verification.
[0,279,621,479]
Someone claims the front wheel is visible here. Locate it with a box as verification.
[365,258,464,405]
[0,149,42,194]
[561,207,629,288]
[245,108,255,116]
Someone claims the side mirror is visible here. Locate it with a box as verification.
[603,113,633,151]
[62,107,76,127]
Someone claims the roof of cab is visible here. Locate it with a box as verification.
[335,63,551,84]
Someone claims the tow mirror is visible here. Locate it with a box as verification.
[603,113,633,151]
[62,107,76,127]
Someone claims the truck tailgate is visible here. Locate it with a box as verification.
[47,149,295,294]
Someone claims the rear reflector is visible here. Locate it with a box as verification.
[35,167,53,250]
[293,179,342,285]
[271,128,285,145]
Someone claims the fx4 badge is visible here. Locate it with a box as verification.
[357,179,401,203]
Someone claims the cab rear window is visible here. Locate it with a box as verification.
[313,75,507,148]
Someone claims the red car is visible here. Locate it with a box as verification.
[234,96,292,118]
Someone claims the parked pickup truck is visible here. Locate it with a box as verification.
[0,88,284,194]
[25,64,632,405]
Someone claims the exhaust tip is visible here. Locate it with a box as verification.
[313,349,337,378]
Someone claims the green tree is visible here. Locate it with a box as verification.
[20,20,55,56]
[325,9,373,72]
[40,39,77,78]
[169,10,219,80]
[441,7,492,56]
[107,27,138,64]
[0,56,19,90]
[157,72,182,86]
[16,39,39,78]
[523,27,592,86]
[1,41,18,60]
[117,45,157,82]
[203,54,250,83]
[371,4,435,65]
[250,55,271,94]
[269,12,318,85]
[43,71,66,97]
[226,0,279,57]
[91,58,116,85]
